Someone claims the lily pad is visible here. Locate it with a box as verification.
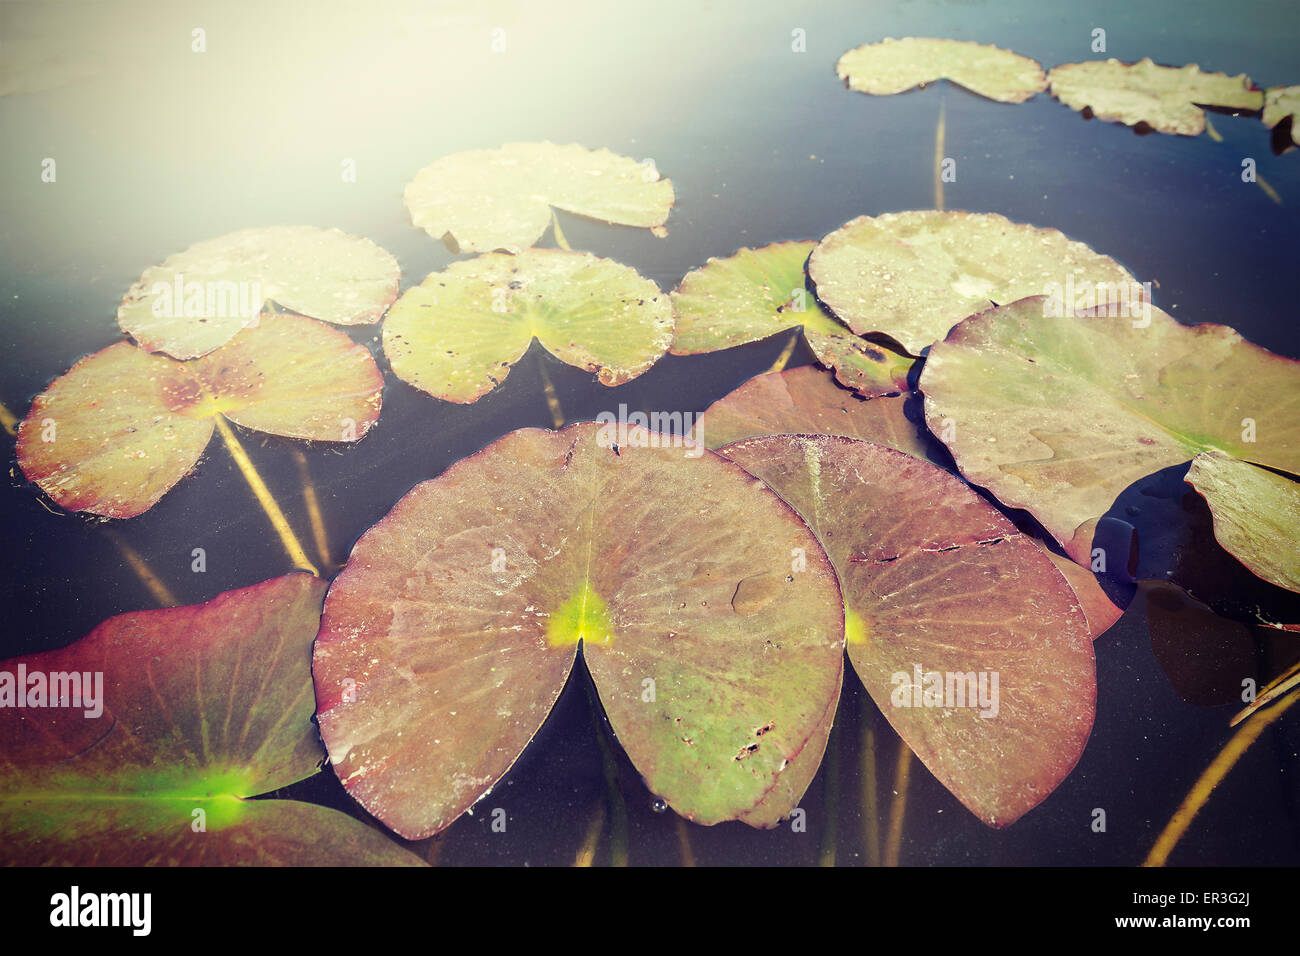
[1035,543,1125,640]
[671,242,913,395]
[692,365,935,462]
[808,210,1138,355]
[403,142,674,254]
[920,297,1300,563]
[313,422,845,838]
[0,574,423,866]
[383,248,674,403]
[1186,451,1300,594]
[1047,58,1263,136]
[718,435,1096,827]
[836,37,1047,103]
[17,314,383,518]
[1263,85,1300,146]
[117,226,401,359]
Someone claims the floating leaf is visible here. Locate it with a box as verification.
[0,574,423,866]
[920,297,1300,563]
[313,422,845,838]
[17,314,382,518]
[117,226,400,360]
[718,435,1096,827]
[836,37,1046,103]
[383,248,673,403]
[1186,451,1300,594]
[403,142,674,254]
[1263,85,1300,146]
[1047,58,1263,136]
[808,210,1138,355]
[693,365,935,462]
[1034,542,1125,640]
[671,242,913,395]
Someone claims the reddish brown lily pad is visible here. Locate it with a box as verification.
[718,435,1096,827]
[0,574,423,866]
[313,422,845,839]
[17,314,383,518]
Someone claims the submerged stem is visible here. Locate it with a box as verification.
[291,449,334,570]
[536,351,565,428]
[105,531,178,607]
[861,701,881,867]
[932,97,947,211]
[1145,688,1299,866]
[213,416,320,576]
[583,669,628,866]
[817,718,841,866]
[766,329,800,374]
[0,399,16,436]
[573,800,607,867]
[674,814,696,866]
[883,744,912,867]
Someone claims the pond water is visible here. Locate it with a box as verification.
[1,0,1297,865]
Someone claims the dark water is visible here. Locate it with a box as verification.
[1,0,1298,865]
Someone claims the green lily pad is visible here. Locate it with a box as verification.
[808,210,1138,355]
[920,296,1300,563]
[1047,58,1263,136]
[403,142,674,253]
[0,574,423,866]
[718,435,1096,827]
[1263,85,1300,146]
[693,365,934,462]
[313,422,845,838]
[671,242,913,395]
[17,314,383,518]
[117,226,401,359]
[836,37,1047,103]
[1186,451,1300,594]
[383,248,674,403]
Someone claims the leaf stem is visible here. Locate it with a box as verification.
[0,399,16,436]
[817,718,841,866]
[573,800,606,866]
[291,449,334,571]
[861,700,881,867]
[582,667,628,866]
[766,329,801,374]
[932,96,947,212]
[1144,688,1299,866]
[104,530,178,607]
[883,743,911,866]
[535,351,565,428]
[551,209,573,251]
[674,814,696,866]
[213,416,320,577]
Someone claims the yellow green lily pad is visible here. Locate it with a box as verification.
[17,315,383,518]
[809,210,1138,355]
[383,248,674,403]
[837,37,1047,103]
[403,142,674,253]
[1186,451,1300,594]
[117,226,401,359]
[671,242,913,395]
[1048,58,1263,136]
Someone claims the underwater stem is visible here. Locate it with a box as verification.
[861,701,881,867]
[535,351,565,428]
[573,800,607,867]
[674,814,696,866]
[105,531,178,607]
[883,743,912,867]
[817,718,841,866]
[766,329,801,374]
[0,400,16,436]
[550,209,573,251]
[213,416,320,577]
[291,449,335,570]
[1144,688,1299,866]
[583,671,629,866]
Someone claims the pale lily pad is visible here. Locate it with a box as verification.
[1047,58,1263,136]
[837,37,1046,103]
[403,142,674,253]
[383,248,674,403]
[920,297,1300,564]
[0,574,423,866]
[17,314,382,518]
[671,242,913,395]
[117,226,401,359]
[1186,451,1300,594]
[719,435,1095,827]
[808,210,1138,355]
[693,365,935,462]
[1263,85,1300,146]
[313,422,845,839]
